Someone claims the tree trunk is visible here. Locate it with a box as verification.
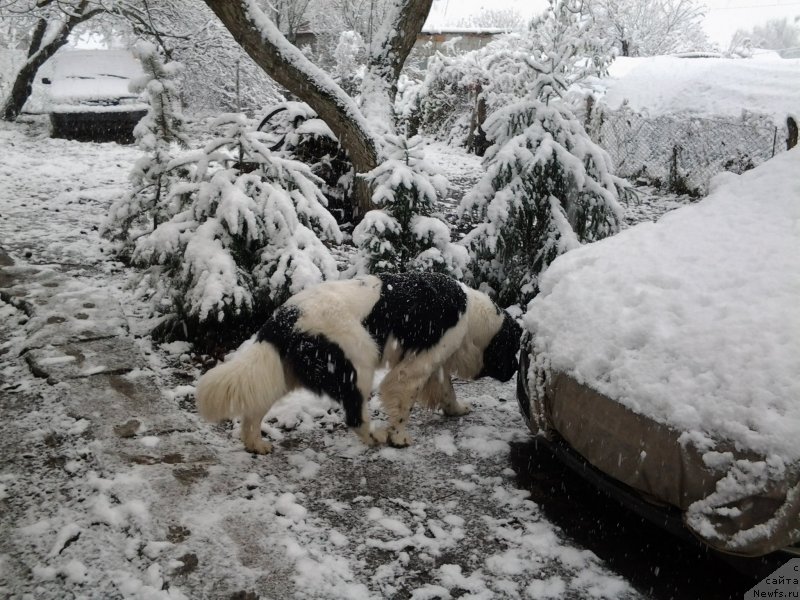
[367,0,433,98]
[358,0,432,138]
[204,0,380,217]
[466,84,489,156]
[787,117,798,150]
[1,3,102,122]
[28,18,48,58]
[2,24,67,121]
[203,0,433,219]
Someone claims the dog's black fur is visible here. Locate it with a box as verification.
[257,305,364,428]
[364,273,468,355]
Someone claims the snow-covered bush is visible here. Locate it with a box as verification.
[102,41,189,254]
[259,101,355,224]
[459,0,627,306]
[124,114,342,348]
[401,51,483,148]
[332,31,365,97]
[408,0,613,152]
[352,135,468,277]
[461,102,627,304]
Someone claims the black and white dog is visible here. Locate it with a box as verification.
[196,272,521,454]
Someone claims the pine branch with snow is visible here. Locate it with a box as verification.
[352,135,468,278]
[264,101,355,223]
[102,41,189,252]
[128,113,342,348]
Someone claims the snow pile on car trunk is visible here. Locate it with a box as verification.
[524,147,800,464]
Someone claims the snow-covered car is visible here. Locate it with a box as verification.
[517,148,800,560]
[42,49,148,142]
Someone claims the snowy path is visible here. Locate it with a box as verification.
[0,117,646,599]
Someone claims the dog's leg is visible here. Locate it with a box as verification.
[350,365,390,447]
[420,371,471,417]
[379,359,435,447]
[352,395,388,447]
[306,316,385,448]
[240,408,272,455]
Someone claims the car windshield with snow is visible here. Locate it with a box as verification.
[43,49,148,143]
[517,147,800,561]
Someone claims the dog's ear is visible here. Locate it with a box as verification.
[479,312,521,382]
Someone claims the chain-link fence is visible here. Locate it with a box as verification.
[586,102,790,195]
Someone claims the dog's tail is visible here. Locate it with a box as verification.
[196,341,287,421]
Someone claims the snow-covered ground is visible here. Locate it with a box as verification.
[0,116,698,599]
[596,54,800,121]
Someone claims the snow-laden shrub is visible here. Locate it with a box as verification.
[461,101,627,304]
[126,114,342,349]
[259,101,355,224]
[459,0,627,306]
[405,0,614,151]
[400,52,481,146]
[102,41,189,253]
[332,31,366,97]
[352,135,468,277]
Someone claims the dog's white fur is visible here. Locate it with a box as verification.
[196,275,505,453]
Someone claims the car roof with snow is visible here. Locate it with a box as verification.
[45,49,147,112]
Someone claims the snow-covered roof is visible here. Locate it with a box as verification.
[524,147,800,463]
[597,54,800,122]
[420,27,511,35]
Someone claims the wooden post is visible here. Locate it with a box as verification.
[787,117,798,150]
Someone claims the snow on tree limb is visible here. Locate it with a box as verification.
[203,0,379,181]
[203,0,435,217]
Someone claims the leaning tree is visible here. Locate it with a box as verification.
[202,0,434,217]
[1,0,104,121]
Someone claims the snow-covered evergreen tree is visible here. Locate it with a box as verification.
[332,30,365,97]
[460,0,628,306]
[103,40,188,253]
[128,113,342,347]
[352,135,468,278]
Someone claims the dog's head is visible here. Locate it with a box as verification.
[479,311,522,382]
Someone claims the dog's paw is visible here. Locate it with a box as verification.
[354,424,384,447]
[443,402,471,417]
[245,439,273,455]
[370,427,389,445]
[388,428,412,448]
